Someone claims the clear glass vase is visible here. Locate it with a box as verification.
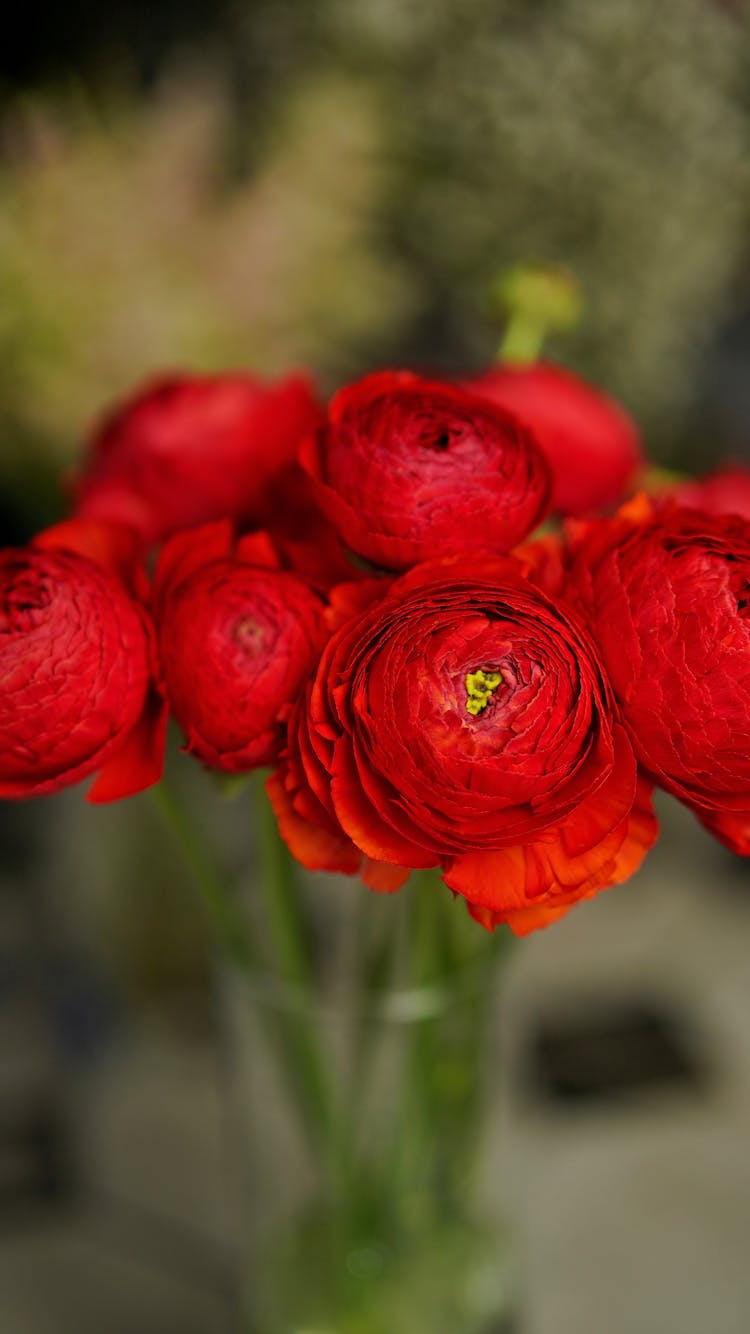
[219,848,519,1334]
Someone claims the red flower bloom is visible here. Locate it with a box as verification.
[72,371,322,545]
[300,371,550,570]
[154,521,330,772]
[268,555,656,933]
[567,497,750,853]
[0,520,165,802]
[669,463,750,521]
[465,362,642,516]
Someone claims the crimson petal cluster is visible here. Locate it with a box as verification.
[155,523,330,772]
[301,371,551,569]
[73,371,322,545]
[466,362,642,516]
[567,498,750,854]
[0,521,165,801]
[6,348,749,938]
[269,556,657,934]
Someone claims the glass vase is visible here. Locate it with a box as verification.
[220,846,519,1334]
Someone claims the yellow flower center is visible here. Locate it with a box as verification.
[465,668,502,716]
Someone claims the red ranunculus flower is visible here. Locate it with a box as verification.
[465,362,642,516]
[268,555,656,934]
[566,497,750,853]
[669,463,750,521]
[0,520,166,802]
[300,371,550,570]
[72,371,322,545]
[154,521,331,772]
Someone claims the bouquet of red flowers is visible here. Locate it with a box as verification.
[3,286,748,1329]
[7,358,749,922]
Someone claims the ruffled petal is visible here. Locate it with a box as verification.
[692,805,750,856]
[361,859,410,893]
[33,519,146,596]
[266,770,361,874]
[153,520,234,611]
[87,688,168,803]
[330,736,437,870]
[445,768,657,935]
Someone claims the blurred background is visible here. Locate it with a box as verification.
[2,1,750,1330]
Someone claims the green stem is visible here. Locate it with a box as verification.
[152,777,342,1192]
[497,313,547,366]
[254,773,316,988]
[150,780,257,973]
[492,262,582,366]
[384,879,516,1228]
[388,870,444,1228]
[252,775,347,1200]
[447,923,514,1198]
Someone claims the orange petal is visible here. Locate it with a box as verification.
[361,859,410,893]
[442,845,529,911]
[266,770,360,874]
[618,491,656,524]
[607,776,659,884]
[482,900,575,937]
[447,773,658,935]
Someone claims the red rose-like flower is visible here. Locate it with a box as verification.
[300,371,550,570]
[567,498,750,853]
[0,520,166,802]
[465,362,642,516]
[268,556,656,934]
[72,371,322,545]
[669,464,750,521]
[154,521,330,772]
